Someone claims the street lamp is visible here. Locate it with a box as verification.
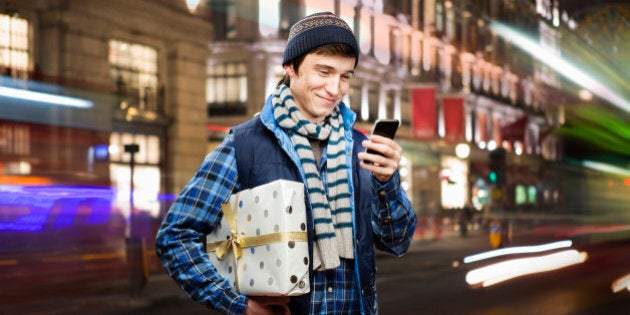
[123,143,145,297]
[455,143,471,159]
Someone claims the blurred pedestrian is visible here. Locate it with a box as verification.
[459,203,473,237]
[155,11,417,315]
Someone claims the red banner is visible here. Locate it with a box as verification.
[501,116,528,142]
[441,96,465,143]
[476,112,488,143]
[411,87,437,140]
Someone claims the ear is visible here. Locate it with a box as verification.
[284,64,295,78]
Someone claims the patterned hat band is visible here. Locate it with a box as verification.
[288,13,353,40]
[283,11,359,67]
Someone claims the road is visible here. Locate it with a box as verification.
[3,226,629,314]
[376,233,629,314]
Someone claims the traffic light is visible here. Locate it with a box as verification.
[488,170,498,183]
[488,148,506,186]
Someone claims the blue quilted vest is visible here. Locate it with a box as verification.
[231,116,378,314]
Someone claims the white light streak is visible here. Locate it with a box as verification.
[463,240,573,264]
[0,86,93,108]
[490,21,630,113]
[466,249,588,287]
[582,160,630,177]
[611,273,630,293]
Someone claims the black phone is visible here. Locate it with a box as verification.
[366,119,399,156]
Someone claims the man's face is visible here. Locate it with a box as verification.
[284,53,355,123]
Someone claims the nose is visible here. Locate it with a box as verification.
[324,75,341,97]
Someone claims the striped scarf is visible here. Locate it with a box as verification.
[272,84,354,271]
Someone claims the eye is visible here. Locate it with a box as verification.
[318,69,330,76]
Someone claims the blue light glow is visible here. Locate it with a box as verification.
[0,185,114,232]
[0,86,93,108]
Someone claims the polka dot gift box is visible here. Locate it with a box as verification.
[206,180,310,296]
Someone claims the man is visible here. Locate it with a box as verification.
[155,11,417,315]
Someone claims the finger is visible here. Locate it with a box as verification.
[362,142,394,161]
[361,161,395,182]
[369,134,391,144]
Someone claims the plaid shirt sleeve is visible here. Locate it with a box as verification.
[155,134,248,314]
[370,171,417,256]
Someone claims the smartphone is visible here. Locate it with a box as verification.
[366,119,399,156]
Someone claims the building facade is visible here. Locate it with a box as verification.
[1,0,213,221]
[3,0,624,223]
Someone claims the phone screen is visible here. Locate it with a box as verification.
[366,119,399,156]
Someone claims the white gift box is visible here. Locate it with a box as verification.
[206,179,310,296]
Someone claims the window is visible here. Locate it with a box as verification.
[359,7,372,54]
[374,15,390,64]
[391,27,402,67]
[0,122,29,156]
[108,40,158,112]
[109,132,161,218]
[206,61,247,116]
[339,2,356,32]
[367,81,379,122]
[210,0,237,39]
[0,13,29,77]
[259,0,280,37]
[435,1,444,34]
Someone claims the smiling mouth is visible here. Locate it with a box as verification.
[319,96,337,105]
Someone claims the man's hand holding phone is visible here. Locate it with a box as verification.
[359,119,402,183]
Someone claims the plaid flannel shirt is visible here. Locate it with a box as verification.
[155,132,415,314]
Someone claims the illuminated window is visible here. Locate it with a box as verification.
[259,0,280,37]
[0,122,29,156]
[515,185,527,205]
[206,61,247,116]
[374,15,390,64]
[0,13,30,76]
[108,132,161,218]
[108,132,160,165]
[339,1,356,32]
[359,7,372,54]
[108,40,158,111]
[527,185,537,204]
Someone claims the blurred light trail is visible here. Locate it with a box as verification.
[554,224,630,238]
[463,240,573,264]
[0,86,93,108]
[490,21,630,113]
[612,273,630,293]
[465,249,588,287]
[0,185,114,231]
[581,160,630,177]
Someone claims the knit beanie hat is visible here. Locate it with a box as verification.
[283,11,359,68]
